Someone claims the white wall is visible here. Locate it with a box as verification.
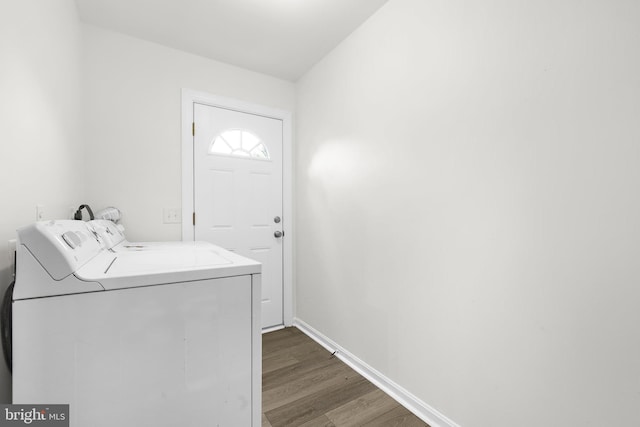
[0,0,84,403]
[295,0,640,426]
[81,25,296,241]
[0,7,295,403]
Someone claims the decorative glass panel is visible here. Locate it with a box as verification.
[242,132,260,151]
[209,129,270,160]
[223,130,241,150]
[210,137,233,154]
[250,144,269,159]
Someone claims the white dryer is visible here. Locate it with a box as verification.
[12,220,261,427]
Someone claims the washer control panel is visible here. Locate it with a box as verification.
[17,220,103,280]
[87,219,125,249]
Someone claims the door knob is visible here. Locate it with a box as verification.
[274,216,281,224]
[274,231,283,238]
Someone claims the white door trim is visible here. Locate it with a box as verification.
[181,88,293,327]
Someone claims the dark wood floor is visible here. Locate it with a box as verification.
[262,327,429,427]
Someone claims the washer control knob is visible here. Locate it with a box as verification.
[61,231,82,249]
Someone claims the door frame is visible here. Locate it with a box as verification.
[181,88,293,328]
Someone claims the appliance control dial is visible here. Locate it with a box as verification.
[61,231,82,249]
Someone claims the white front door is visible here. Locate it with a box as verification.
[193,103,284,329]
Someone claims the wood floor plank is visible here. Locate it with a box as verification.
[265,376,377,426]
[263,352,300,375]
[360,405,429,427]
[325,389,401,426]
[262,413,274,427]
[297,414,337,427]
[263,354,344,391]
[263,328,312,354]
[263,326,300,343]
[263,360,358,412]
[262,328,429,427]
[264,340,330,365]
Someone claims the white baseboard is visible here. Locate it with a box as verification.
[293,318,460,427]
[262,324,285,334]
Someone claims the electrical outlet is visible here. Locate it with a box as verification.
[163,208,182,224]
[36,205,45,221]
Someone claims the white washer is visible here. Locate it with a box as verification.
[12,220,261,427]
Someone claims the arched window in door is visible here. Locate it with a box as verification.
[209,129,270,159]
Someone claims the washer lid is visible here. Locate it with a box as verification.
[75,244,260,290]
